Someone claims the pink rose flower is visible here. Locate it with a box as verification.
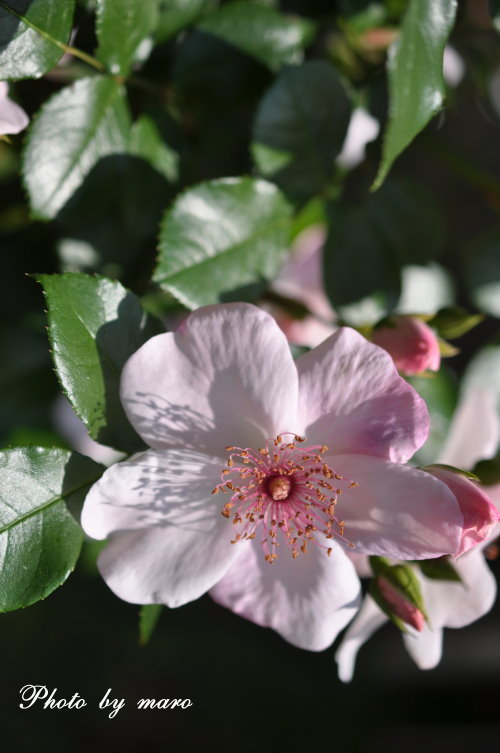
[336,385,500,678]
[371,315,441,375]
[0,82,29,136]
[81,303,472,651]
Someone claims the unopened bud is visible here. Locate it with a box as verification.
[375,576,425,631]
[369,557,428,633]
[372,316,440,375]
[423,464,500,556]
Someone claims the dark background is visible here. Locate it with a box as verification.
[2,1,500,750]
[1,552,500,753]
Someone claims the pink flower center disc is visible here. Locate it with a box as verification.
[212,433,358,563]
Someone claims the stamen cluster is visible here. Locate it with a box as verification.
[212,433,358,563]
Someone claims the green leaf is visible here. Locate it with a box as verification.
[420,463,480,482]
[22,76,130,220]
[323,201,401,310]
[418,556,462,583]
[139,604,163,645]
[198,2,314,72]
[490,0,500,32]
[0,0,76,79]
[95,0,160,75]
[407,367,458,466]
[372,0,458,190]
[0,447,103,612]
[57,154,171,277]
[156,0,208,42]
[324,179,445,314]
[154,177,292,309]
[464,230,500,317]
[429,306,484,340]
[38,273,161,453]
[252,61,352,202]
[129,115,179,183]
[473,456,500,485]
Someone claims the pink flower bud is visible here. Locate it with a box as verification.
[376,576,425,631]
[425,466,500,556]
[372,316,441,375]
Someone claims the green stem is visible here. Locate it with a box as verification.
[0,0,106,73]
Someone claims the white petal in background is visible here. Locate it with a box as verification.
[0,81,29,136]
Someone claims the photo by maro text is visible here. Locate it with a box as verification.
[19,686,194,719]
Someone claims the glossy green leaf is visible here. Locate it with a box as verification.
[139,604,163,645]
[95,0,160,75]
[372,0,458,190]
[0,0,75,79]
[464,230,500,317]
[156,0,208,42]
[252,61,351,201]
[429,306,484,340]
[408,367,458,466]
[154,177,292,309]
[129,115,179,183]
[22,76,130,220]
[0,447,103,612]
[198,1,314,72]
[38,273,161,453]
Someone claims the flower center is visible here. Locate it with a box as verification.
[212,433,358,563]
[267,475,292,501]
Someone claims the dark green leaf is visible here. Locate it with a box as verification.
[129,115,179,183]
[324,179,445,314]
[38,273,161,453]
[22,76,130,220]
[490,0,500,32]
[0,447,103,612]
[139,604,163,645]
[372,0,458,190]
[367,180,445,265]
[323,201,401,310]
[154,177,292,309]
[407,367,458,466]
[463,230,500,317]
[0,0,76,79]
[252,61,351,202]
[198,2,314,72]
[57,154,171,278]
[419,556,462,583]
[473,456,500,485]
[95,0,160,75]
[156,0,208,42]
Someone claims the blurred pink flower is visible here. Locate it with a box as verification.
[82,303,476,651]
[0,82,29,136]
[336,385,500,679]
[272,224,336,348]
[371,316,441,375]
